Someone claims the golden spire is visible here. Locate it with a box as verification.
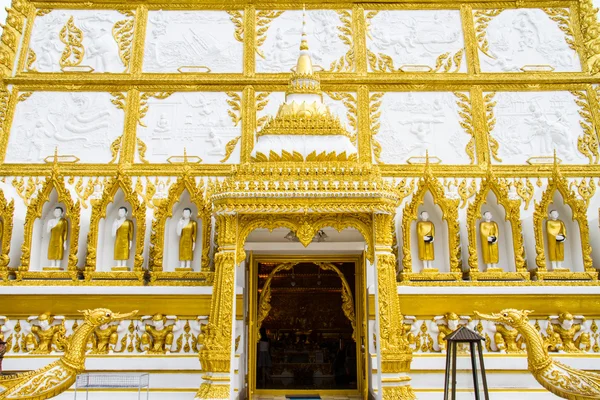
[295,5,314,76]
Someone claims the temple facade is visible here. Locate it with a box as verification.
[0,0,600,399]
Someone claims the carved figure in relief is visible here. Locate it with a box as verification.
[151,114,172,156]
[65,94,111,139]
[139,314,181,354]
[402,316,417,346]
[548,313,590,353]
[25,313,67,354]
[36,30,63,70]
[494,323,524,353]
[89,320,128,354]
[479,211,499,269]
[0,317,12,343]
[433,313,470,352]
[177,208,197,269]
[155,182,168,199]
[445,183,460,200]
[46,206,68,268]
[525,104,576,160]
[25,122,52,161]
[508,185,520,201]
[91,182,103,200]
[416,211,435,270]
[546,210,566,270]
[206,129,225,155]
[85,25,116,73]
[112,207,133,268]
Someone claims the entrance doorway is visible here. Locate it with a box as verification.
[248,255,366,397]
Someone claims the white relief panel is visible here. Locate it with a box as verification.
[6,92,124,163]
[366,10,466,73]
[136,92,242,164]
[489,91,588,164]
[375,92,471,164]
[143,11,243,73]
[255,10,352,73]
[28,10,131,73]
[477,9,581,72]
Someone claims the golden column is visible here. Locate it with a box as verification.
[374,213,416,399]
[196,213,238,399]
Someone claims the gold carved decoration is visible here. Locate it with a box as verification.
[59,16,85,69]
[0,0,27,77]
[454,92,476,164]
[579,0,600,74]
[112,11,135,72]
[457,178,477,209]
[483,92,502,162]
[11,176,42,206]
[515,179,535,210]
[329,10,354,72]
[400,162,462,278]
[18,163,81,281]
[473,9,501,59]
[220,92,243,163]
[542,9,577,52]
[226,11,244,43]
[255,262,357,343]
[569,178,596,207]
[0,189,14,280]
[149,174,213,283]
[571,90,599,164]
[138,92,172,127]
[532,161,595,276]
[255,10,284,58]
[325,91,357,143]
[466,171,528,279]
[84,173,146,282]
[236,213,374,264]
[255,92,271,131]
[369,92,384,164]
[25,49,36,72]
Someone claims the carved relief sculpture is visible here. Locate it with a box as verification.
[479,211,499,270]
[139,314,181,354]
[546,209,566,270]
[25,313,67,354]
[433,313,470,351]
[90,320,128,354]
[548,312,590,353]
[494,323,524,353]
[46,206,68,269]
[177,208,197,270]
[416,211,435,270]
[112,206,133,270]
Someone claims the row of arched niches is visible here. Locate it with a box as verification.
[0,170,598,285]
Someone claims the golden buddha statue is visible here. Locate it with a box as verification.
[46,206,68,269]
[546,209,566,270]
[176,208,197,269]
[549,312,590,353]
[479,211,499,269]
[416,211,435,270]
[139,313,179,354]
[111,206,133,269]
[25,313,66,354]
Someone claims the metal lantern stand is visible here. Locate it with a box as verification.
[443,326,490,400]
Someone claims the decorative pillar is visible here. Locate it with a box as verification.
[196,213,238,399]
[374,213,416,400]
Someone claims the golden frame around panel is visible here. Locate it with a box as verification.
[16,168,81,282]
[148,173,213,285]
[466,172,529,281]
[533,165,596,281]
[400,166,462,281]
[84,172,145,284]
[248,254,366,399]
[0,188,14,281]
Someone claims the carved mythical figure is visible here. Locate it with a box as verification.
[494,323,524,353]
[402,316,417,346]
[417,211,435,269]
[546,209,566,270]
[177,208,197,269]
[479,211,499,268]
[476,309,600,400]
[139,314,180,354]
[0,308,137,400]
[46,206,68,267]
[0,316,10,342]
[434,313,470,351]
[549,313,590,353]
[112,206,133,268]
[89,320,128,354]
[24,313,67,354]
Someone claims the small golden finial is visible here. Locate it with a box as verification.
[183,147,188,164]
[300,4,308,51]
[53,147,59,165]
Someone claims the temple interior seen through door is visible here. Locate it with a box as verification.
[255,261,358,391]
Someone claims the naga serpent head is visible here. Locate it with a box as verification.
[78,308,138,327]
[474,309,533,328]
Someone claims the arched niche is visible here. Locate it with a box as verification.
[18,175,80,279]
[85,175,146,277]
[401,174,461,277]
[150,176,208,273]
[0,189,14,280]
[533,173,592,274]
[466,178,526,277]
